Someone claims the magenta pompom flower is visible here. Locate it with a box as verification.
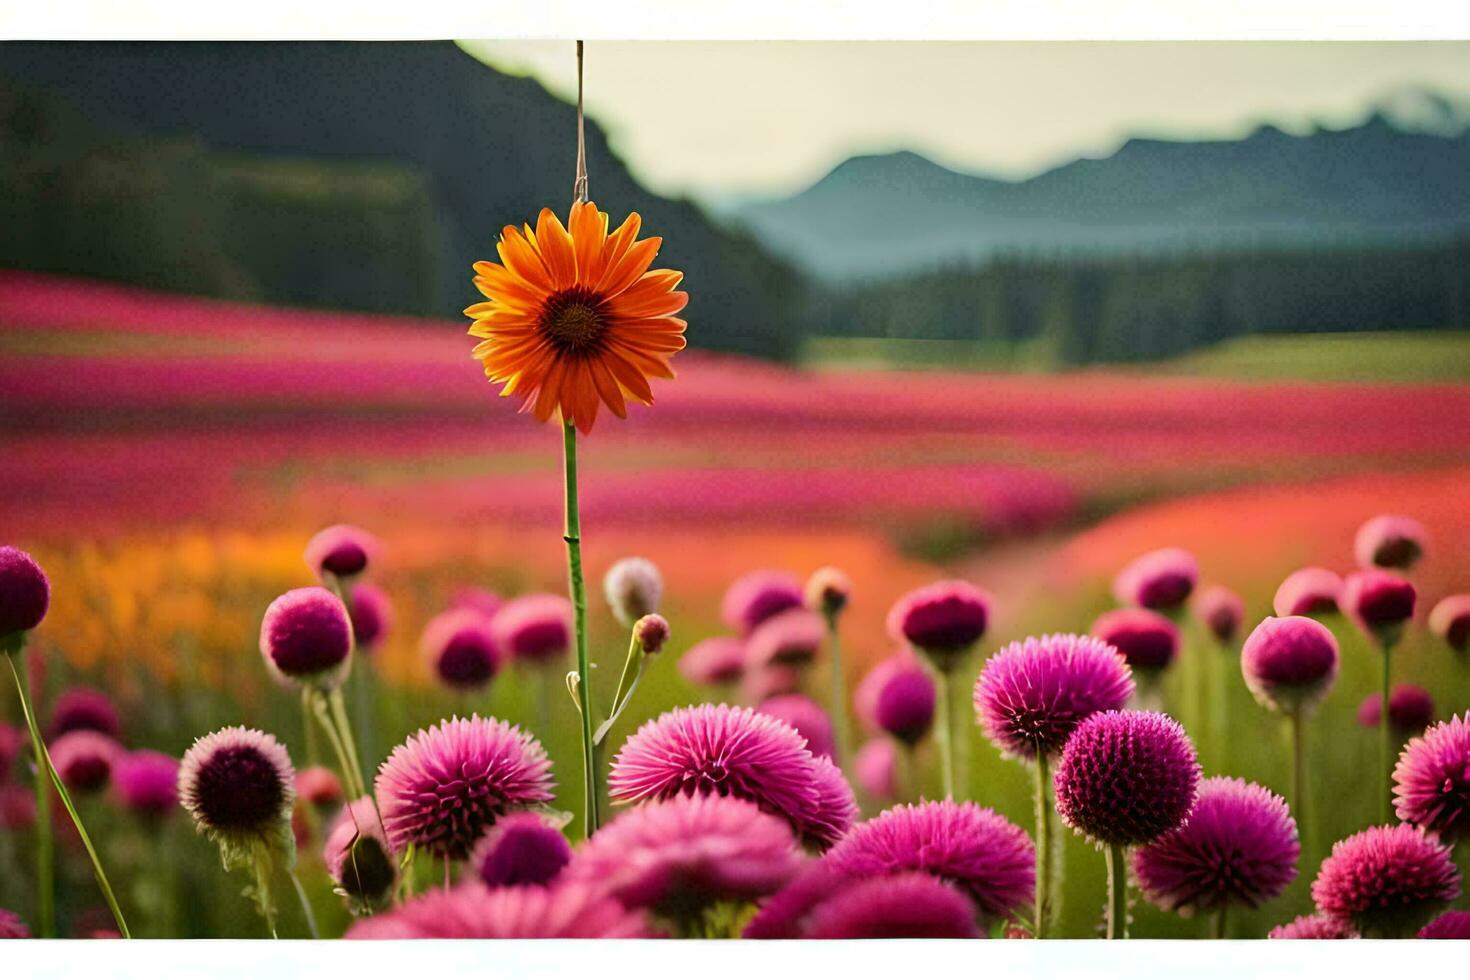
[420,608,502,691]
[678,636,745,686]
[304,524,378,581]
[722,570,804,636]
[1133,777,1299,915]
[0,907,30,939]
[490,594,572,666]
[47,687,121,740]
[1267,913,1358,939]
[744,608,825,672]
[1356,684,1434,734]
[471,811,572,888]
[853,738,899,802]
[1392,713,1470,842]
[113,749,179,819]
[603,557,663,628]
[1418,910,1470,939]
[975,633,1134,760]
[1273,567,1343,618]
[1310,824,1460,937]
[569,794,804,925]
[1055,710,1200,847]
[1113,547,1198,611]
[1091,608,1179,677]
[758,694,835,760]
[347,882,657,939]
[179,726,296,852]
[1192,586,1244,644]
[1341,569,1417,647]
[323,796,397,912]
[1428,594,1470,653]
[259,586,354,689]
[742,861,846,939]
[347,583,393,652]
[855,653,934,744]
[825,800,1035,924]
[1354,514,1427,571]
[608,703,855,847]
[804,872,981,939]
[887,580,991,670]
[0,545,50,643]
[375,715,554,859]
[1240,616,1339,714]
[49,730,120,794]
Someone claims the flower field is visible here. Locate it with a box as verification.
[2,268,1469,940]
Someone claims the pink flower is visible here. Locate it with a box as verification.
[259,586,354,689]
[887,581,991,669]
[1356,684,1434,734]
[1191,585,1244,643]
[49,730,120,794]
[852,738,899,802]
[602,557,663,628]
[1354,514,1427,571]
[490,594,572,666]
[1392,713,1470,842]
[112,749,180,818]
[451,587,503,619]
[855,653,936,746]
[1240,616,1339,714]
[744,608,825,672]
[0,907,29,939]
[1428,594,1470,653]
[678,636,745,686]
[471,811,572,888]
[757,694,835,760]
[1341,569,1416,647]
[304,524,378,580]
[1267,913,1358,939]
[1418,910,1470,939]
[1090,608,1179,676]
[804,566,852,620]
[1273,567,1343,618]
[346,882,658,938]
[0,545,49,638]
[1310,824,1460,938]
[722,571,804,636]
[179,726,295,849]
[46,688,119,740]
[803,872,981,939]
[323,796,396,911]
[347,583,393,652]
[420,608,502,691]
[1113,547,1198,611]
[634,614,670,655]
[295,765,343,808]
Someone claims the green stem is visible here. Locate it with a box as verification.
[1105,842,1127,940]
[302,686,321,767]
[605,632,643,727]
[1033,751,1052,938]
[288,868,320,939]
[329,687,369,801]
[311,690,363,801]
[7,653,131,938]
[1209,904,1227,939]
[14,654,55,937]
[1378,640,1394,824]
[563,421,600,837]
[1287,707,1310,858]
[934,665,955,800]
[253,845,278,939]
[826,616,850,766]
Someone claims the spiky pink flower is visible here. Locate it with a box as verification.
[0,907,29,939]
[1090,608,1179,676]
[1354,514,1427,571]
[490,594,572,666]
[113,749,179,818]
[1428,594,1470,653]
[346,882,658,938]
[887,580,991,670]
[722,570,804,636]
[259,586,353,689]
[1054,710,1200,847]
[807,754,860,847]
[1418,910,1470,939]
[824,800,1035,923]
[1240,616,1339,714]
[852,738,899,802]
[375,715,554,859]
[975,633,1134,759]
[1273,567,1343,618]
[1267,913,1358,939]
[1133,777,1299,914]
[1356,684,1434,733]
[179,726,295,848]
[471,811,571,888]
[854,652,933,743]
[304,524,378,580]
[804,872,981,939]
[634,614,670,655]
[678,636,745,686]
[49,730,119,794]
[1310,824,1460,937]
[1192,585,1244,643]
[420,608,502,691]
[757,694,835,760]
[1113,547,1198,611]
[295,765,343,808]
[742,861,846,939]
[569,795,804,918]
[451,587,503,619]
[1392,713,1470,842]
[608,703,855,847]
[744,608,824,672]
[1341,569,1417,647]
[0,545,49,639]
[323,796,396,911]
[602,557,663,628]
[347,583,393,652]
[804,566,852,620]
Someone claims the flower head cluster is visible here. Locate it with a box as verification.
[1310,824,1460,938]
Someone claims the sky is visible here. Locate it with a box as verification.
[462,41,1470,201]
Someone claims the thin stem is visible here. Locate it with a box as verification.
[899,740,918,803]
[13,654,54,937]
[1287,707,1310,859]
[253,846,278,939]
[606,631,642,726]
[1033,751,1053,938]
[1105,842,1128,940]
[573,41,588,203]
[302,686,321,766]
[1378,640,1394,824]
[329,687,369,801]
[563,421,599,836]
[8,653,131,938]
[1209,905,1227,940]
[288,868,320,939]
[826,615,850,766]
[934,666,955,800]
[311,690,364,801]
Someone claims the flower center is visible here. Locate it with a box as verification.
[541,287,606,354]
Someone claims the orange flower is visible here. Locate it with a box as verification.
[465,201,688,433]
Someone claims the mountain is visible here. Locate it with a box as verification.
[734,113,1470,281]
[0,42,806,359]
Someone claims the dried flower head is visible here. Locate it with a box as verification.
[259,586,354,689]
[1310,824,1460,938]
[1113,547,1198,611]
[1240,616,1340,714]
[603,557,663,628]
[1354,514,1427,571]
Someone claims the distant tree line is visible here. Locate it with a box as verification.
[820,238,1470,364]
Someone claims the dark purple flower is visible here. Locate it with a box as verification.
[678,636,745,686]
[804,872,981,939]
[824,800,1035,923]
[346,882,657,939]
[1273,567,1343,618]
[1113,547,1198,611]
[603,557,663,628]
[757,694,835,760]
[1310,824,1460,937]
[1341,569,1417,647]
[1267,913,1358,939]
[490,594,572,666]
[471,811,572,888]
[1393,713,1470,842]
[323,796,396,912]
[179,726,296,848]
[722,571,804,636]
[1356,684,1434,734]
[887,580,991,670]
[347,583,393,652]
[1428,594,1470,653]
[1054,710,1200,847]
[1354,514,1427,571]
[420,608,502,691]
[1418,910,1470,939]
[1133,777,1299,914]
[375,715,554,859]
[634,613,670,656]
[852,738,899,802]
[49,730,119,794]
[1240,616,1339,714]
[303,524,378,580]
[0,545,49,639]
[854,652,933,743]
[1090,608,1179,676]
[259,586,353,688]
[975,633,1134,759]
[744,608,824,672]
[804,566,852,620]
[1192,585,1244,644]
[113,749,180,818]
[47,687,120,740]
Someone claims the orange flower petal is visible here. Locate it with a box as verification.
[570,201,609,285]
[598,236,662,297]
[497,226,554,293]
[535,208,578,291]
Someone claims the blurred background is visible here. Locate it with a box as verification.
[0,41,1468,938]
